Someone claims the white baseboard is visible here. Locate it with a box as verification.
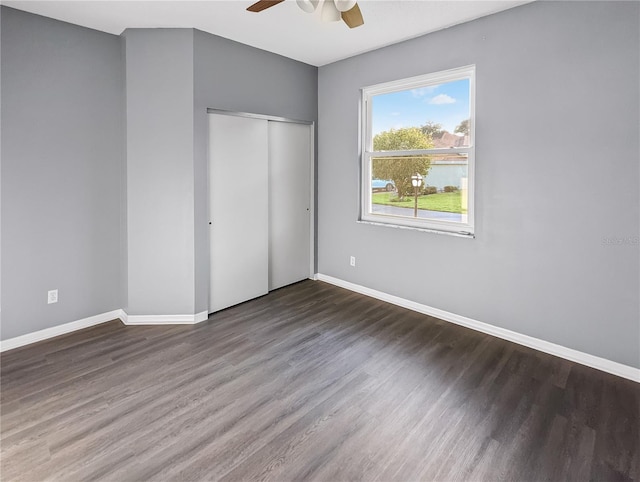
[315,273,640,383]
[0,309,124,353]
[121,310,209,325]
[0,309,210,352]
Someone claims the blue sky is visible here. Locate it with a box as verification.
[372,78,470,135]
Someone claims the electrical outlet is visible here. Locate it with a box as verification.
[48,289,58,304]
[350,256,356,267]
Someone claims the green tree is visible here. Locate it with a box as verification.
[421,121,444,139]
[454,119,469,135]
[372,127,433,200]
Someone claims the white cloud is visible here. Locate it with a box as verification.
[428,94,456,105]
[411,85,439,98]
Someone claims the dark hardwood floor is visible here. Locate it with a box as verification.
[1,280,638,481]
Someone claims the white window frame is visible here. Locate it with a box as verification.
[360,65,476,236]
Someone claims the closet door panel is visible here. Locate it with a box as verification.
[268,121,312,290]
[209,114,269,312]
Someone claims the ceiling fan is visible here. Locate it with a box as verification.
[247,0,364,29]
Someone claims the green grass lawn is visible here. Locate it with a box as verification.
[372,191,465,214]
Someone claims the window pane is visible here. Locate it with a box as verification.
[371,78,470,150]
[370,153,468,224]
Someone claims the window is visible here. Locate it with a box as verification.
[360,65,475,235]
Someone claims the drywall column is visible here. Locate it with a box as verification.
[124,29,196,317]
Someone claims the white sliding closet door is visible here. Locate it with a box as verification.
[268,121,312,291]
[209,114,269,312]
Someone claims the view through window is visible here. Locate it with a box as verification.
[361,66,475,234]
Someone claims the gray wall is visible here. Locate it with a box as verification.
[123,28,317,316]
[1,14,317,328]
[1,6,3,322]
[124,29,195,316]
[193,30,318,314]
[318,1,640,368]
[3,2,637,371]
[1,7,124,339]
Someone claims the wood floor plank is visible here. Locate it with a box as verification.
[1,280,638,481]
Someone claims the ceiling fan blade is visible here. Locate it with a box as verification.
[341,2,364,28]
[246,0,285,13]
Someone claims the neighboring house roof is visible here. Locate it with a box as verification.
[429,131,469,162]
[432,131,469,148]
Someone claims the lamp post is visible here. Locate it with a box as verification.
[411,173,423,218]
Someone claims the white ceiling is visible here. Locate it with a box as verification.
[2,0,532,66]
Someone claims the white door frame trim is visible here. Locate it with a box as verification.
[206,108,313,126]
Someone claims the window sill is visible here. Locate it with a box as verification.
[356,219,475,238]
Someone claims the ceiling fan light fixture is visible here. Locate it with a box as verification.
[321,0,341,22]
[246,0,363,28]
[333,0,357,12]
[296,0,318,13]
